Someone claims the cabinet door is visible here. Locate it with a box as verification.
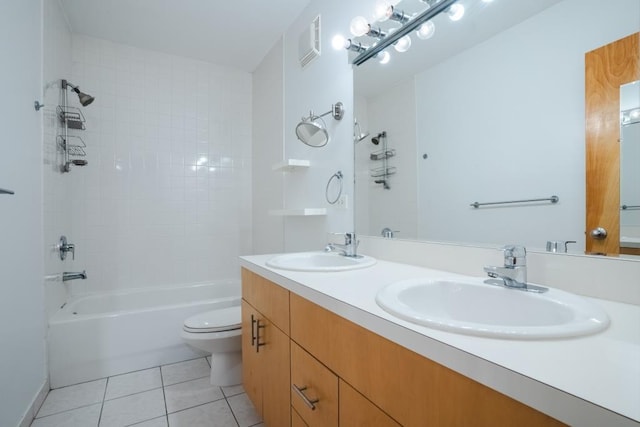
[242,268,290,334]
[339,380,401,427]
[262,318,291,427]
[291,341,338,427]
[242,300,262,415]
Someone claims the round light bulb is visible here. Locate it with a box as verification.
[350,16,370,37]
[378,51,391,64]
[332,34,348,50]
[374,0,391,21]
[448,4,465,21]
[394,35,412,53]
[416,21,435,40]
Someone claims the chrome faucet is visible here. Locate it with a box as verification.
[63,270,87,282]
[325,232,360,258]
[483,245,547,293]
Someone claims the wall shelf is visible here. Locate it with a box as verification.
[268,208,327,216]
[272,159,311,172]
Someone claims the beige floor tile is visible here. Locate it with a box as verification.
[105,367,162,400]
[99,388,165,427]
[164,377,224,413]
[161,358,210,386]
[167,400,237,427]
[31,403,101,427]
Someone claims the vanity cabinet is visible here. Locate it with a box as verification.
[242,269,565,427]
[289,293,565,427]
[241,269,290,427]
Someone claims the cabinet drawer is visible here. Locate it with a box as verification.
[242,268,289,334]
[290,341,338,427]
[339,380,401,427]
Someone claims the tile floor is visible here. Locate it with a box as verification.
[31,357,262,427]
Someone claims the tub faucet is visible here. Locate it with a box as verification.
[483,245,547,293]
[325,232,360,258]
[63,270,87,282]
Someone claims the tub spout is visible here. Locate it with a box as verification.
[63,270,87,282]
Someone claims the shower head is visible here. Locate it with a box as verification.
[371,131,386,145]
[62,80,95,107]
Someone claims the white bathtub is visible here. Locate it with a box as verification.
[48,280,240,388]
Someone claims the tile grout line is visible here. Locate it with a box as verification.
[97,376,109,426]
[159,364,169,425]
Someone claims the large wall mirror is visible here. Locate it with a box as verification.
[620,81,640,255]
[353,0,640,255]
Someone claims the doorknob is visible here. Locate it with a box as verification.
[590,227,607,239]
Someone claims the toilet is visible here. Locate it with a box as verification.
[181,305,242,386]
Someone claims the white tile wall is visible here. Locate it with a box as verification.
[66,35,253,294]
[43,0,73,318]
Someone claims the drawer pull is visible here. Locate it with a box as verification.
[256,319,266,353]
[250,314,257,347]
[292,384,319,410]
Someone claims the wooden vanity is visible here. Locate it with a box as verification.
[241,268,565,427]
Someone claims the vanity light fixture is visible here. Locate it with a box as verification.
[336,0,465,66]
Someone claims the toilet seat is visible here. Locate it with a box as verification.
[183,306,241,333]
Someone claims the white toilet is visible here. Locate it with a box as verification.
[181,305,242,386]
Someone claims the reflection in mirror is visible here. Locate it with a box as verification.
[354,0,640,254]
[620,81,640,255]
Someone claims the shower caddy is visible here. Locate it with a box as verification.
[57,80,88,173]
[370,131,396,189]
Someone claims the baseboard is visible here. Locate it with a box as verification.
[18,379,49,427]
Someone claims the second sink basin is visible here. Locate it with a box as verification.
[266,251,376,272]
[376,278,609,339]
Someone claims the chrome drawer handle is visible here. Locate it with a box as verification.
[250,314,256,347]
[256,319,266,353]
[292,384,319,410]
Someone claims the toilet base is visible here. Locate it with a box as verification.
[210,350,242,386]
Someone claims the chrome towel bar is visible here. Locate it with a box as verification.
[471,195,559,209]
[621,205,640,210]
[0,188,15,195]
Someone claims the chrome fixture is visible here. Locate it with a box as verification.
[334,0,466,66]
[295,102,344,147]
[546,240,576,253]
[325,171,344,205]
[483,245,548,293]
[354,118,369,143]
[590,227,608,240]
[470,195,559,209]
[34,101,45,111]
[0,188,15,195]
[57,235,75,261]
[621,204,640,210]
[62,79,95,107]
[62,270,87,282]
[325,232,360,258]
[370,131,395,190]
[381,227,397,238]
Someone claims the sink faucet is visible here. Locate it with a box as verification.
[325,232,360,258]
[483,245,547,293]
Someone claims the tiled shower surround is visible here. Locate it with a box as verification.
[64,35,252,295]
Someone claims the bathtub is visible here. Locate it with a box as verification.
[48,280,240,388]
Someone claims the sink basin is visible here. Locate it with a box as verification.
[376,278,609,339]
[266,251,376,272]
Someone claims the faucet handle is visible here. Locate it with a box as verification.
[502,245,526,266]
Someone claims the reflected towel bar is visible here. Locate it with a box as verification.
[471,195,559,208]
[0,188,15,195]
[621,205,640,210]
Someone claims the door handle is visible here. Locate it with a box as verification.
[255,319,266,353]
[590,227,607,240]
[292,384,319,410]
[250,314,256,347]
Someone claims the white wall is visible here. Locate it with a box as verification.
[67,35,253,294]
[43,0,73,319]
[280,1,359,251]
[415,0,640,250]
[252,39,285,254]
[0,1,47,425]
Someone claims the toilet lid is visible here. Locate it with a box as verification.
[183,306,241,333]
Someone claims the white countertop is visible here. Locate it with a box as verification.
[240,254,640,427]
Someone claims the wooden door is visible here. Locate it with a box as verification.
[585,32,640,255]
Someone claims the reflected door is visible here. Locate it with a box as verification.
[585,32,640,255]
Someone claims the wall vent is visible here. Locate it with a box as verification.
[298,15,321,68]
